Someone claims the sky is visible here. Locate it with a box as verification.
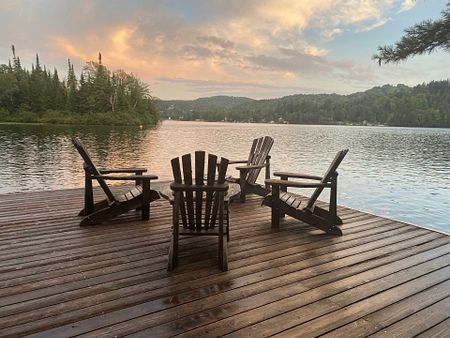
[1,0,449,100]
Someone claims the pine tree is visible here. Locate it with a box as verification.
[0,48,159,124]
[374,1,450,64]
[66,59,78,112]
[29,53,46,112]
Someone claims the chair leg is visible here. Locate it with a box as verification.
[239,171,246,203]
[226,206,230,242]
[168,232,178,271]
[221,234,228,271]
[218,232,228,271]
[271,185,280,228]
[141,181,151,220]
[83,172,95,215]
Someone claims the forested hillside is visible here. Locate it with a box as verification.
[158,81,450,128]
[0,46,158,125]
[155,96,253,120]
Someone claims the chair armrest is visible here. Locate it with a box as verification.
[265,178,330,189]
[170,182,229,192]
[228,160,248,164]
[98,167,147,174]
[93,174,158,181]
[273,171,323,180]
[236,163,268,171]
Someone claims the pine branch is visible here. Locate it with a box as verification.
[374,2,450,65]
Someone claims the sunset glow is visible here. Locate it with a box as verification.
[1,0,449,99]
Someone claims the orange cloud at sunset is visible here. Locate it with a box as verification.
[2,0,447,100]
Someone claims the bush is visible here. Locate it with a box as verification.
[14,111,39,123]
[0,109,158,126]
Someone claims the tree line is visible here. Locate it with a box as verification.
[157,81,450,128]
[0,46,158,125]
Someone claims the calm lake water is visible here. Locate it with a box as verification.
[1,120,449,234]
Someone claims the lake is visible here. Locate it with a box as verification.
[1,120,449,234]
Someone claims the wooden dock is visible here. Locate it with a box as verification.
[0,185,449,337]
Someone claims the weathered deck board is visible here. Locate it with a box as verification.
[0,185,448,337]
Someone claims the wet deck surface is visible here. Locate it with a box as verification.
[0,184,449,337]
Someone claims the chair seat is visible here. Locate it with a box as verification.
[117,186,143,202]
[279,191,308,210]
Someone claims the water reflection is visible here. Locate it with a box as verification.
[0,121,449,233]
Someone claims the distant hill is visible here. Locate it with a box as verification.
[155,81,450,128]
[155,96,253,119]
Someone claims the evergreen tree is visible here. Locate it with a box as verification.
[66,59,78,112]
[29,53,46,112]
[374,1,450,64]
[0,47,158,124]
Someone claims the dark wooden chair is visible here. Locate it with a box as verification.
[168,151,230,271]
[72,137,159,226]
[263,149,348,235]
[227,136,274,202]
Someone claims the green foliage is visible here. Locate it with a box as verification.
[156,96,254,121]
[0,47,159,126]
[374,1,450,64]
[157,81,450,128]
[0,109,156,125]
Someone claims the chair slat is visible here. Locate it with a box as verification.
[182,154,195,228]
[204,154,217,228]
[72,138,117,202]
[217,158,229,184]
[247,136,273,184]
[171,158,183,184]
[209,158,229,227]
[305,149,348,211]
[247,137,259,165]
[195,151,205,230]
[171,157,187,227]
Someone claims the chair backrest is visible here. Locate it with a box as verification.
[72,137,117,202]
[246,136,274,184]
[171,151,229,230]
[305,149,349,210]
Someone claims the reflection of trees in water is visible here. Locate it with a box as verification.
[72,124,157,167]
[0,124,158,193]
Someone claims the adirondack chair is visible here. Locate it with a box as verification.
[72,137,159,226]
[168,151,230,271]
[227,136,274,202]
[263,149,348,235]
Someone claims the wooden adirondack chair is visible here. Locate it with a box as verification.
[168,151,230,271]
[263,149,348,235]
[72,137,159,226]
[227,136,274,202]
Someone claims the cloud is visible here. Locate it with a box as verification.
[356,18,389,32]
[322,28,344,39]
[1,0,444,100]
[398,0,416,13]
[155,76,334,98]
[196,36,234,49]
[304,44,329,57]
